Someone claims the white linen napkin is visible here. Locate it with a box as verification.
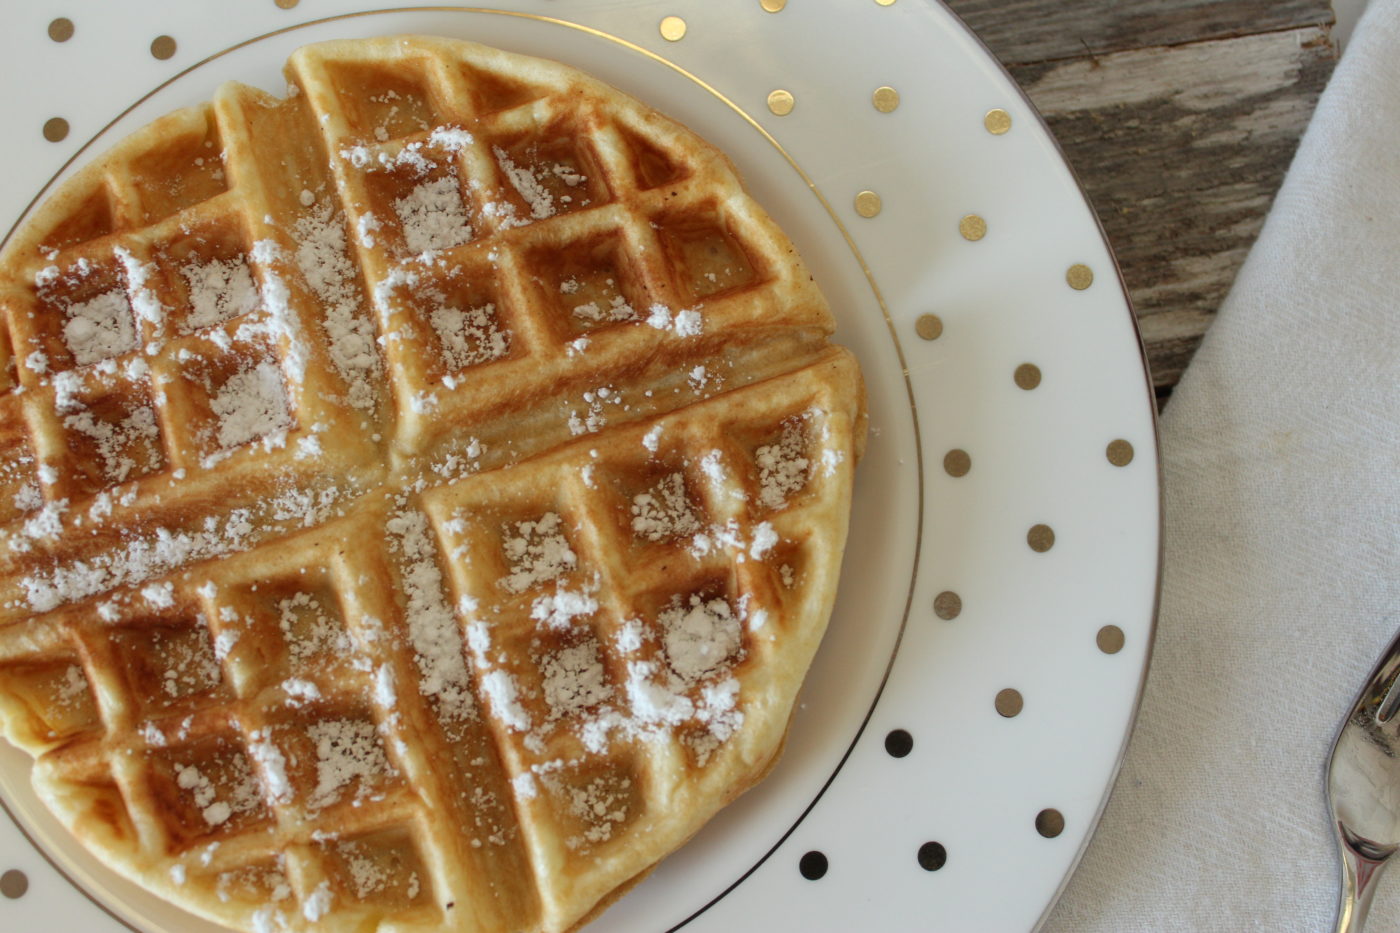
[1042,0,1400,929]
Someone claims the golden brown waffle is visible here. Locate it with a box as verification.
[0,36,865,933]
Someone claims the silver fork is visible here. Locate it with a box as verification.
[1327,627,1400,932]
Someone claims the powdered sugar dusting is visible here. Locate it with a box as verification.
[181,257,260,333]
[660,595,742,682]
[493,146,556,221]
[385,507,477,721]
[631,473,700,542]
[539,639,611,719]
[288,208,380,412]
[64,402,161,483]
[500,512,576,594]
[173,754,262,827]
[430,301,509,371]
[529,584,598,631]
[115,247,165,333]
[211,361,292,451]
[63,290,137,365]
[756,421,810,510]
[248,729,291,804]
[307,718,394,810]
[645,303,702,337]
[748,521,778,560]
[395,176,472,254]
[19,485,340,612]
[572,294,636,325]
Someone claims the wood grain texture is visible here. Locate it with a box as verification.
[945,0,1334,64]
[943,2,1338,395]
[1016,28,1336,388]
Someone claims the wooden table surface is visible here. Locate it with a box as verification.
[943,0,1339,405]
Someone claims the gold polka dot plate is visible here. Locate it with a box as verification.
[0,2,1159,931]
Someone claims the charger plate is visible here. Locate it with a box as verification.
[0,2,1160,930]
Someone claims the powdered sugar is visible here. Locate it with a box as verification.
[500,512,576,594]
[539,639,611,719]
[566,385,624,436]
[289,208,380,412]
[748,521,778,560]
[428,125,474,151]
[572,294,636,325]
[18,485,340,612]
[630,473,700,542]
[479,669,532,732]
[63,290,137,365]
[493,146,557,221]
[173,753,262,827]
[551,771,631,849]
[645,303,702,337]
[755,421,810,510]
[245,240,308,390]
[302,881,333,922]
[141,581,174,608]
[210,361,292,451]
[281,678,321,706]
[430,301,509,371]
[115,247,165,333]
[512,771,538,801]
[181,257,260,333]
[12,483,40,513]
[247,729,291,804]
[395,176,473,254]
[659,595,742,682]
[385,507,477,722]
[64,402,161,483]
[529,584,598,631]
[306,718,394,809]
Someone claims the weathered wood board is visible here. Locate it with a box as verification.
[945,1,1338,398]
[947,0,1333,62]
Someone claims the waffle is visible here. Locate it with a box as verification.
[0,35,866,933]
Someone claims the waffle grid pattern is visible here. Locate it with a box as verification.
[0,36,864,933]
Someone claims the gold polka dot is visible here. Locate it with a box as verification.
[959,214,986,241]
[767,89,795,116]
[1106,439,1134,467]
[855,191,882,218]
[875,0,897,5]
[872,86,900,113]
[0,869,27,899]
[150,35,177,60]
[659,16,687,41]
[1097,625,1125,654]
[48,17,75,42]
[1027,524,1055,553]
[943,449,970,478]
[1013,363,1041,390]
[275,0,301,7]
[1036,808,1065,838]
[914,314,943,341]
[760,0,787,10]
[984,108,1012,135]
[995,688,1023,718]
[933,591,961,621]
[42,117,69,143]
[1066,263,1094,290]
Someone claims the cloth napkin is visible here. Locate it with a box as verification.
[1041,1,1400,930]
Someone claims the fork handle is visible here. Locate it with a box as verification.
[1335,842,1390,933]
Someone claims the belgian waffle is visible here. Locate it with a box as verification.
[0,36,866,933]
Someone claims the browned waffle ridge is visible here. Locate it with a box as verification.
[0,36,866,933]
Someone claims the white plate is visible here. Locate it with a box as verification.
[0,2,1160,931]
